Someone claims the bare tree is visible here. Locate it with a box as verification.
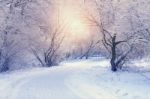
[78,39,100,59]
[85,0,139,71]
[101,28,134,71]
[30,25,65,67]
[2,0,64,67]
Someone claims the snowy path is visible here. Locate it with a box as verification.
[0,66,83,99]
[0,59,150,99]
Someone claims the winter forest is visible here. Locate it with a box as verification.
[0,0,150,99]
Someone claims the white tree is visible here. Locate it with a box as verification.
[0,0,27,72]
[84,0,144,71]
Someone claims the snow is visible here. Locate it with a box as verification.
[0,58,150,99]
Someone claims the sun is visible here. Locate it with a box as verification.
[69,17,88,35]
[59,7,90,39]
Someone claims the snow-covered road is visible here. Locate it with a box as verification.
[0,59,150,99]
[0,60,100,99]
[0,65,81,99]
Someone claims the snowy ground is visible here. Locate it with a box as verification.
[0,58,150,99]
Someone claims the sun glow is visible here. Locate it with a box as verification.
[59,6,90,40]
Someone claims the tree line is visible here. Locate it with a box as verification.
[0,0,150,72]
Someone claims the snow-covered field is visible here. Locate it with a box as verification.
[0,58,150,99]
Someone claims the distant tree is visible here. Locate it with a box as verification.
[79,39,100,59]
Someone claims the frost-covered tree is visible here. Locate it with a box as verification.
[84,0,148,71]
[30,24,65,67]
[0,0,27,72]
[24,1,66,67]
[0,0,63,70]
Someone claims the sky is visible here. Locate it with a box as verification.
[51,0,93,45]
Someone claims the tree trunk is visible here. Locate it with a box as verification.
[0,58,9,72]
[111,45,117,71]
[111,35,117,72]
